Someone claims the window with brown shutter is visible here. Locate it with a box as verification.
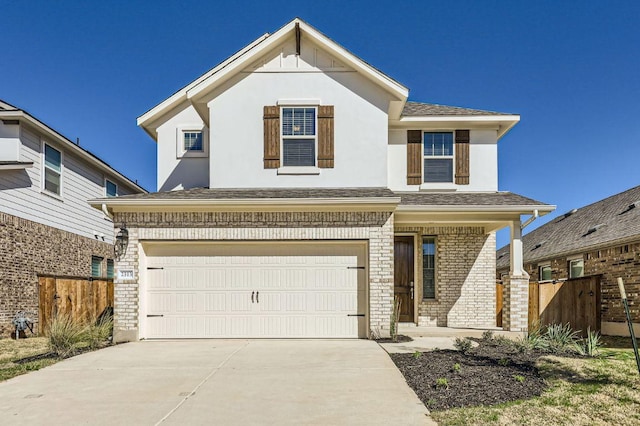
[455,130,470,185]
[263,106,280,168]
[317,105,334,168]
[406,130,422,185]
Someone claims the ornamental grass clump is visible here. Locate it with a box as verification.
[47,314,85,358]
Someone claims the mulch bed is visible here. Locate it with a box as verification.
[390,339,550,410]
[375,335,414,343]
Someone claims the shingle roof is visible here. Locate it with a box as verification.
[497,184,640,269]
[111,187,397,200]
[401,101,514,117]
[398,192,547,206]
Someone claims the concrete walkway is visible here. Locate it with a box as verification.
[0,340,434,425]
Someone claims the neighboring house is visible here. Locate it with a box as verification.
[0,100,146,335]
[497,184,640,336]
[92,18,554,342]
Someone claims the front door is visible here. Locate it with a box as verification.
[394,236,414,322]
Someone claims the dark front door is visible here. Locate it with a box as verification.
[394,236,414,322]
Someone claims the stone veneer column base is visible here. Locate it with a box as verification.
[503,274,530,332]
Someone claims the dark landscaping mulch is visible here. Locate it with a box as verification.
[391,340,549,411]
[14,352,57,364]
[376,335,413,343]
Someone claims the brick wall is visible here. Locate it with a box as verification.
[112,211,395,342]
[394,226,496,328]
[0,212,114,335]
[498,240,640,328]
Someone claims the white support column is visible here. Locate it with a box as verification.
[504,220,530,332]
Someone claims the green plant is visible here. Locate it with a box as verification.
[389,296,402,342]
[452,363,461,372]
[498,358,509,366]
[454,337,473,353]
[482,330,495,341]
[579,327,602,357]
[514,321,546,352]
[413,350,422,359]
[47,314,85,357]
[513,374,525,383]
[83,315,113,349]
[436,377,449,389]
[544,323,580,354]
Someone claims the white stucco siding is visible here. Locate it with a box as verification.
[156,105,209,191]
[0,125,136,243]
[387,128,498,192]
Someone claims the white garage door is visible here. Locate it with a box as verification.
[142,242,367,339]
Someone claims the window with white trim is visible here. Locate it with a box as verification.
[176,125,208,158]
[106,180,117,197]
[282,107,316,167]
[423,132,454,183]
[44,144,62,195]
[183,131,203,152]
[422,237,436,299]
[539,264,552,281]
[569,259,584,278]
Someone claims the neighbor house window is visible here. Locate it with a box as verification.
[183,131,203,152]
[106,259,114,279]
[106,180,117,197]
[569,259,584,278]
[282,107,316,167]
[423,132,453,183]
[422,237,436,299]
[539,265,552,281]
[44,144,62,195]
[91,256,103,278]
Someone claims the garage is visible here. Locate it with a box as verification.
[141,241,367,339]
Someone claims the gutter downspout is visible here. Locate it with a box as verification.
[102,203,113,220]
[520,209,539,230]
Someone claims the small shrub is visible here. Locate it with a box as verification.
[83,315,113,350]
[413,350,422,359]
[452,363,461,373]
[454,337,473,353]
[580,327,602,357]
[47,314,85,357]
[544,323,580,354]
[514,322,546,352]
[513,375,526,383]
[498,358,510,367]
[435,377,449,389]
[389,296,402,342]
[482,330,495,341]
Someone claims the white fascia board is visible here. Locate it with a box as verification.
[90,196,401,212]
[136,32,271,135]
[0,162,33,170]
[396,204,555,214]
[186,19,409,106]
[5,111,147,193]
[392,115,520,140]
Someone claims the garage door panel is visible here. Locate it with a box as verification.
[143,242,366,339]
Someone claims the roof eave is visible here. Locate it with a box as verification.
[396,204,555,214]
[394,115,520,139]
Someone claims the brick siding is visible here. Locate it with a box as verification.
[394,226,496,328]
[0,212,115,335]
[112,211,395,341]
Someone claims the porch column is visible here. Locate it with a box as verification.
[503,220,530,332]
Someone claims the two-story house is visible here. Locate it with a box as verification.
[93,19,554,342]
[0,100,146,335]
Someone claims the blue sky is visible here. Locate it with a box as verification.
[2,1,638,247]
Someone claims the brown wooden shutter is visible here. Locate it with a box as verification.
[455,130,470,185]
[263,106,280,168]
[317,105,334,168]
[406,130,422,185]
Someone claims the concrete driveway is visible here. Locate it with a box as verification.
[0,340,433,425]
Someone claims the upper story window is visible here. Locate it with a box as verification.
[183,131,203,152]
[569,258,584,278]
[423,132,453,183]
[106,180,117,197]
[282,107,316,167]
[44,143,62,195]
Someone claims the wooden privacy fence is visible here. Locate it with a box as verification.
[497,275,601,335]
[38,276,114,335]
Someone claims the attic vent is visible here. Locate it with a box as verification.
[531,240,546,251]
[583,223,605,237]
[556,208,577,223]
[620,201,640,215]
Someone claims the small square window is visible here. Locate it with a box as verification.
[539,265,552,281]
[91,256,103,278]
[569,259,584,278]
[183,131,203,151]
[106,180,117,197]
